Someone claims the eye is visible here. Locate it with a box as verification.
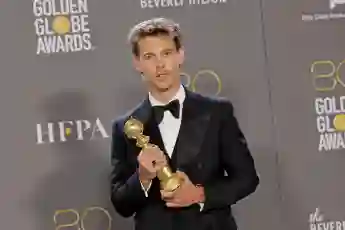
[143,54,153,60]
[163,50,172,56]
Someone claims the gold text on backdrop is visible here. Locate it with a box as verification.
[311,60,345,92]
[181,69,222,96]
[54,206,111,230]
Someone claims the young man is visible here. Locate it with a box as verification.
[110,17,259,230]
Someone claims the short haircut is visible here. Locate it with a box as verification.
[127,17,182,56]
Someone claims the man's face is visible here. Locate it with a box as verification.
[133,35,184,92]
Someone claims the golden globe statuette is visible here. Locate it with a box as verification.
[124,117,182,192]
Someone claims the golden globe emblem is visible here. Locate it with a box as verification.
[124,117,182,192]
[333,114,345,131]
[52,16,70,35]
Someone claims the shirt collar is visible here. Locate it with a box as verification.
[148,85,186,106]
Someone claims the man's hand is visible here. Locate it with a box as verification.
[138,146,167,188]
[160,171,205,208]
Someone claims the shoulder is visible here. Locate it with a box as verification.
[110,101,145,132]
[111,115,126,133]
[189,91,234,113]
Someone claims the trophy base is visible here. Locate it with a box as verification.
[161,174,182,192]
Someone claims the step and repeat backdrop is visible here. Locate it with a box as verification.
[0,0,344,229]
[262,0,345,229]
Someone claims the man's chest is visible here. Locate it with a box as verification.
[158,112,182,156]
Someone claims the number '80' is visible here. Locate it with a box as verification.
[311,60,345,91]
[54,207,111,230]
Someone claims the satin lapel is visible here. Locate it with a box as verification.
[130,97,152,126]
[130,97,167,156]
[145,116,167,154]
[173,90,211,168]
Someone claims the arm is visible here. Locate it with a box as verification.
[110,120,148,217]
[202,101,259,211]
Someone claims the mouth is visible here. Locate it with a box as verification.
[156,72,169,78]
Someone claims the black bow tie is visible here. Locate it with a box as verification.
[152,99,180,124]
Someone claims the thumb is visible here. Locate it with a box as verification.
[176,170,187,178]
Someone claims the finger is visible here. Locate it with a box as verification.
[154,159,167,167]
[145,152,164,163]
[141,146,158,157]
[161,192,173,200]
[146,145,158,150]
[156,153,167,162]
[145,145,158,151]
[176,170,187,178]
[174,172,186,184]
[161,190,175,198]
[166,202,183,207]
[154,157,166,163]
[137,152,144,161]
[153,162,168,172]
[151,148,165,158]
[141,162,155,173]
[161,190,174,198]
[142,156,160,166]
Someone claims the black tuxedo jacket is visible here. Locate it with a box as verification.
[110,89,259,230]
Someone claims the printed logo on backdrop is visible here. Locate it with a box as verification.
[311,60,345,152]
[140,0,227,9]
[36,118,109,144]
[302,0,345,22]
[33,0,95,55]
[54,206,111,230]
[309,208,345,230]
[181,69,222,96]
[34,69,221,144]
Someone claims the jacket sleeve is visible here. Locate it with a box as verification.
[110,120,148,217]
[202,101,259,211]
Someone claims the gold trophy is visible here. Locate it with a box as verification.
[124,117,182,192]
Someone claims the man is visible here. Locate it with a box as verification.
[110,17,259,230]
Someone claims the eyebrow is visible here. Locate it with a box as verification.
[142,52,154,56]
[142,48,174,55]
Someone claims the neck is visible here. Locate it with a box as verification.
[149,84,180,103]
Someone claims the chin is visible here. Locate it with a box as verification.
[155,82,172,92]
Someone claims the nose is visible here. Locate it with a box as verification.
[156,57,165,68]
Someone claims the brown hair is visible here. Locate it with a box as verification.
[127,17,182,57]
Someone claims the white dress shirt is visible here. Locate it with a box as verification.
[140,85,204,211]
[149,84,185,157]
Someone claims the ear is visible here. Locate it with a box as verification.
[177,47,185,66]
[132,55,142,73]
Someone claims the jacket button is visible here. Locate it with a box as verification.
[197,163,203,169]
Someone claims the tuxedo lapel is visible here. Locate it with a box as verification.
[145,116,167,155]
[130,97,152,125]
[172,89,211,168]
[130,97,167,157]
[128,90,211,169]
